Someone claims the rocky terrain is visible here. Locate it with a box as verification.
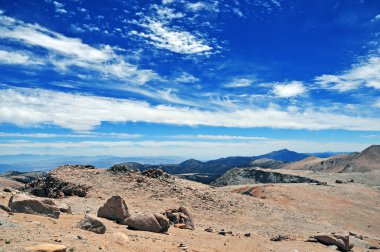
[283,145,380,173]
[0,163,379,252]
[211,168,320,186]
[0,171,47,184]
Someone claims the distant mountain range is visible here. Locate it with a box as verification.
[0,149,350,174]
[107,149,349,176]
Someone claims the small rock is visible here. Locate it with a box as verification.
[112,232,129,245]
[54,238,61,243]
[77,214,106,234]
[368,245,380,249]
[335,180,343,184]
[204,227,213,232]
[4,187,13,193]
[244,233,251,237]
[24,243,67,252]
[328,245,338,250]
[270,235,290,242]
[58,204,72,214]
[5,240,11,244]
[0,204,12,213]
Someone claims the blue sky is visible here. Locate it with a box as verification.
[0,0,379,159]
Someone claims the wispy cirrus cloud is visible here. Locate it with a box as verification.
[224,78,252,88]
[0,50,43,65]
[0,12,158,84]
[315,56,380,91]
[1,87,380,131]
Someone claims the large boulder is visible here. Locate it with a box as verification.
[312,233,354,252]
[8,194,60,219]
[77,214,106,234]
[97,195,130,224]
[124,213,170,233]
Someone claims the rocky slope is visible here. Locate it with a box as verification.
[211,168,320,186]
[0,164,379,251]
[283,145,380,172]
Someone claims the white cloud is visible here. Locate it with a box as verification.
[175,72,199,83]
[136,20,212,54]
[273,81,306,98]
[0,132,142,139]
[0,139,370,159]
[173,135,267,140]
[1,87,380,131]
[186,2,209,11]
[374,98,380,108]
[0,13,158,84]
[315,56,380,91]
[224,78,252,88]
[53,1,67,14]
[0,50,43,65]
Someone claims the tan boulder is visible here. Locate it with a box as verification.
[97,195,129,224]
[125,213,170,233]
[8,194,60,219]
[313,233,354,252]
[24,243,66,252]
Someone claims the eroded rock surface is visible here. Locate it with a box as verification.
[8,194,60,219]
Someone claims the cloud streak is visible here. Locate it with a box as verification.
[1,87,380,131]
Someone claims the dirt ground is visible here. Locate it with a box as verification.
[0,166,379,252]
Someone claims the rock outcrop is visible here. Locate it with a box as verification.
[124,213,170,233]
[212,168,320,186]
[77,214,106,234]
[8,194,60,219]
[97,195,130,224]
[23,174,90,198]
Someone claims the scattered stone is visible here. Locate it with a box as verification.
[335,180,343,184]
[178,243,187,250]
[42,199,56,205]
[112,232,130,245]
[368,245,380,250]
[58,204,72,214]
[5,240,11,244]
[312,233,354,252]
[97,195,130,224]
[8,194,60,219]
[270,235,291,242]
[244,233,251,237]
[164,206,195,230]
[54,238,62,243]
[125,213,170,233]
[23,174,90,198]
[24,243,67,252]
[328,245,338,250]
[3,187,12,193]
[0,204,12,213]
[77,214,106,234]
[204,227,213,232]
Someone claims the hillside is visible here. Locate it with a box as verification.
[283,145,380,172]
[1,165,379,251]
